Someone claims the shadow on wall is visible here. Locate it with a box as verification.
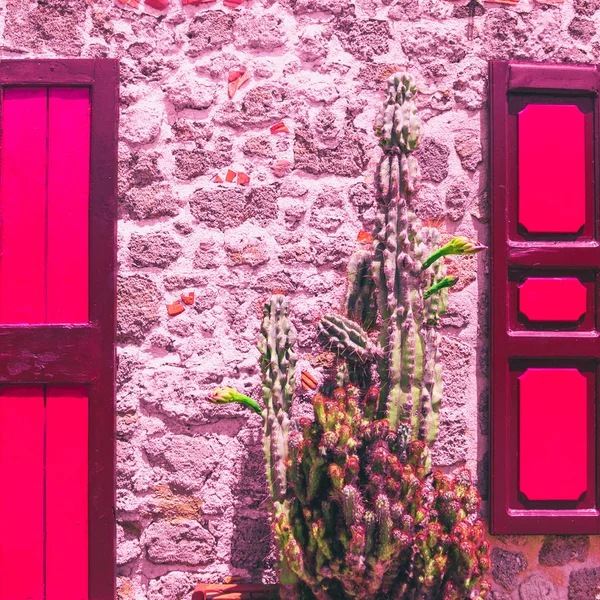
[230,431,276,582]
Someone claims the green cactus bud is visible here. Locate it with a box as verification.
[206,387,263,416]
[424,276,459,300]
[422,236,487,270]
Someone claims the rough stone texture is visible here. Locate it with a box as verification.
[454,130,483,172]
[162,72,216,111]
[186,11,235,56]
[121,183,181,221]
[568,17,596,43]
[117,274,161,345]
[539,536,590,566]
[144,521,216,565]
[129,231,182,268]
[568,567,600,600]
[445,182,470,221]
[5,0,600,596]
[120,100,164,145]
[519,574,558,600]
[491,548,528,591]
[414,138,450,183]
[189,186,278,230]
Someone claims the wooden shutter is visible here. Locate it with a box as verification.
[0,60,118,599]
[490,60,600,534]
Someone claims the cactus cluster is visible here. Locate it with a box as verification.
[281,382,490,600]
[207,72,489,599]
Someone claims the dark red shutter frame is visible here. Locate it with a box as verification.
[490,60,600,534]
[0,59,118,598]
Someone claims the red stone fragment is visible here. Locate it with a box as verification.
[270,122,290,134]
[237,171,250,185]
[183,0,215,4]
[224,0,244,7]
[301,371,318,391]
[145,0,169,8]
[167,302,185,316]
[212,174,223,183]
[271,159,291,178]
[181,292,195,305]
[119,0,140,8]
[357,230,373,244]
[228,70,250,98]
[225,169,237,182]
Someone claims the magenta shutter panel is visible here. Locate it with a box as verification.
[490,60,600,534]
[0,60,118,598]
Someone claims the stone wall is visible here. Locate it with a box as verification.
[0,0,599,598]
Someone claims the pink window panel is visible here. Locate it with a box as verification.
[0,385,88,600]
[0,87,90,325]
[518,104,587,234]
[519,369,587,502]
[518,278,587,322]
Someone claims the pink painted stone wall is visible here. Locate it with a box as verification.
[0,0,599,598]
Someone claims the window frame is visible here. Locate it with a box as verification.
[0,59,119,597]
[490,59,600,535]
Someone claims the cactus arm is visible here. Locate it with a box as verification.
[346,249,377,331]
[318,314,381,364]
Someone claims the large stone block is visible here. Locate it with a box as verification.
[569,567,600,600]
[128,231,182,268]
[233,14,287,50]
[519,575,558,600]
[5,0,85,55]
[117,274,161,345]
[189,186,278,230]
[491,548,528,591]
[414,139,450,183]
[120,100,164,145]
[539,535,589,566]
[144,521,216,565]
[122,183,181,221]
[162,72,216,111]
[335,18,391,60]
[186,11,236,56]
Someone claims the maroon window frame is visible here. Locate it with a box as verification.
[0,59,118,596]
[490,60,600,534]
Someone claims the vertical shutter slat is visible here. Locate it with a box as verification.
[0,386,45,600]
[0,88,48,324]
[47,88,90,324]
[46,386,89,600]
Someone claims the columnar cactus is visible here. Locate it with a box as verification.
[318,73,485,443]
[207,72,489,600]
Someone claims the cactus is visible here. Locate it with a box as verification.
[320,72,485,443]
[206,72,490,600]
